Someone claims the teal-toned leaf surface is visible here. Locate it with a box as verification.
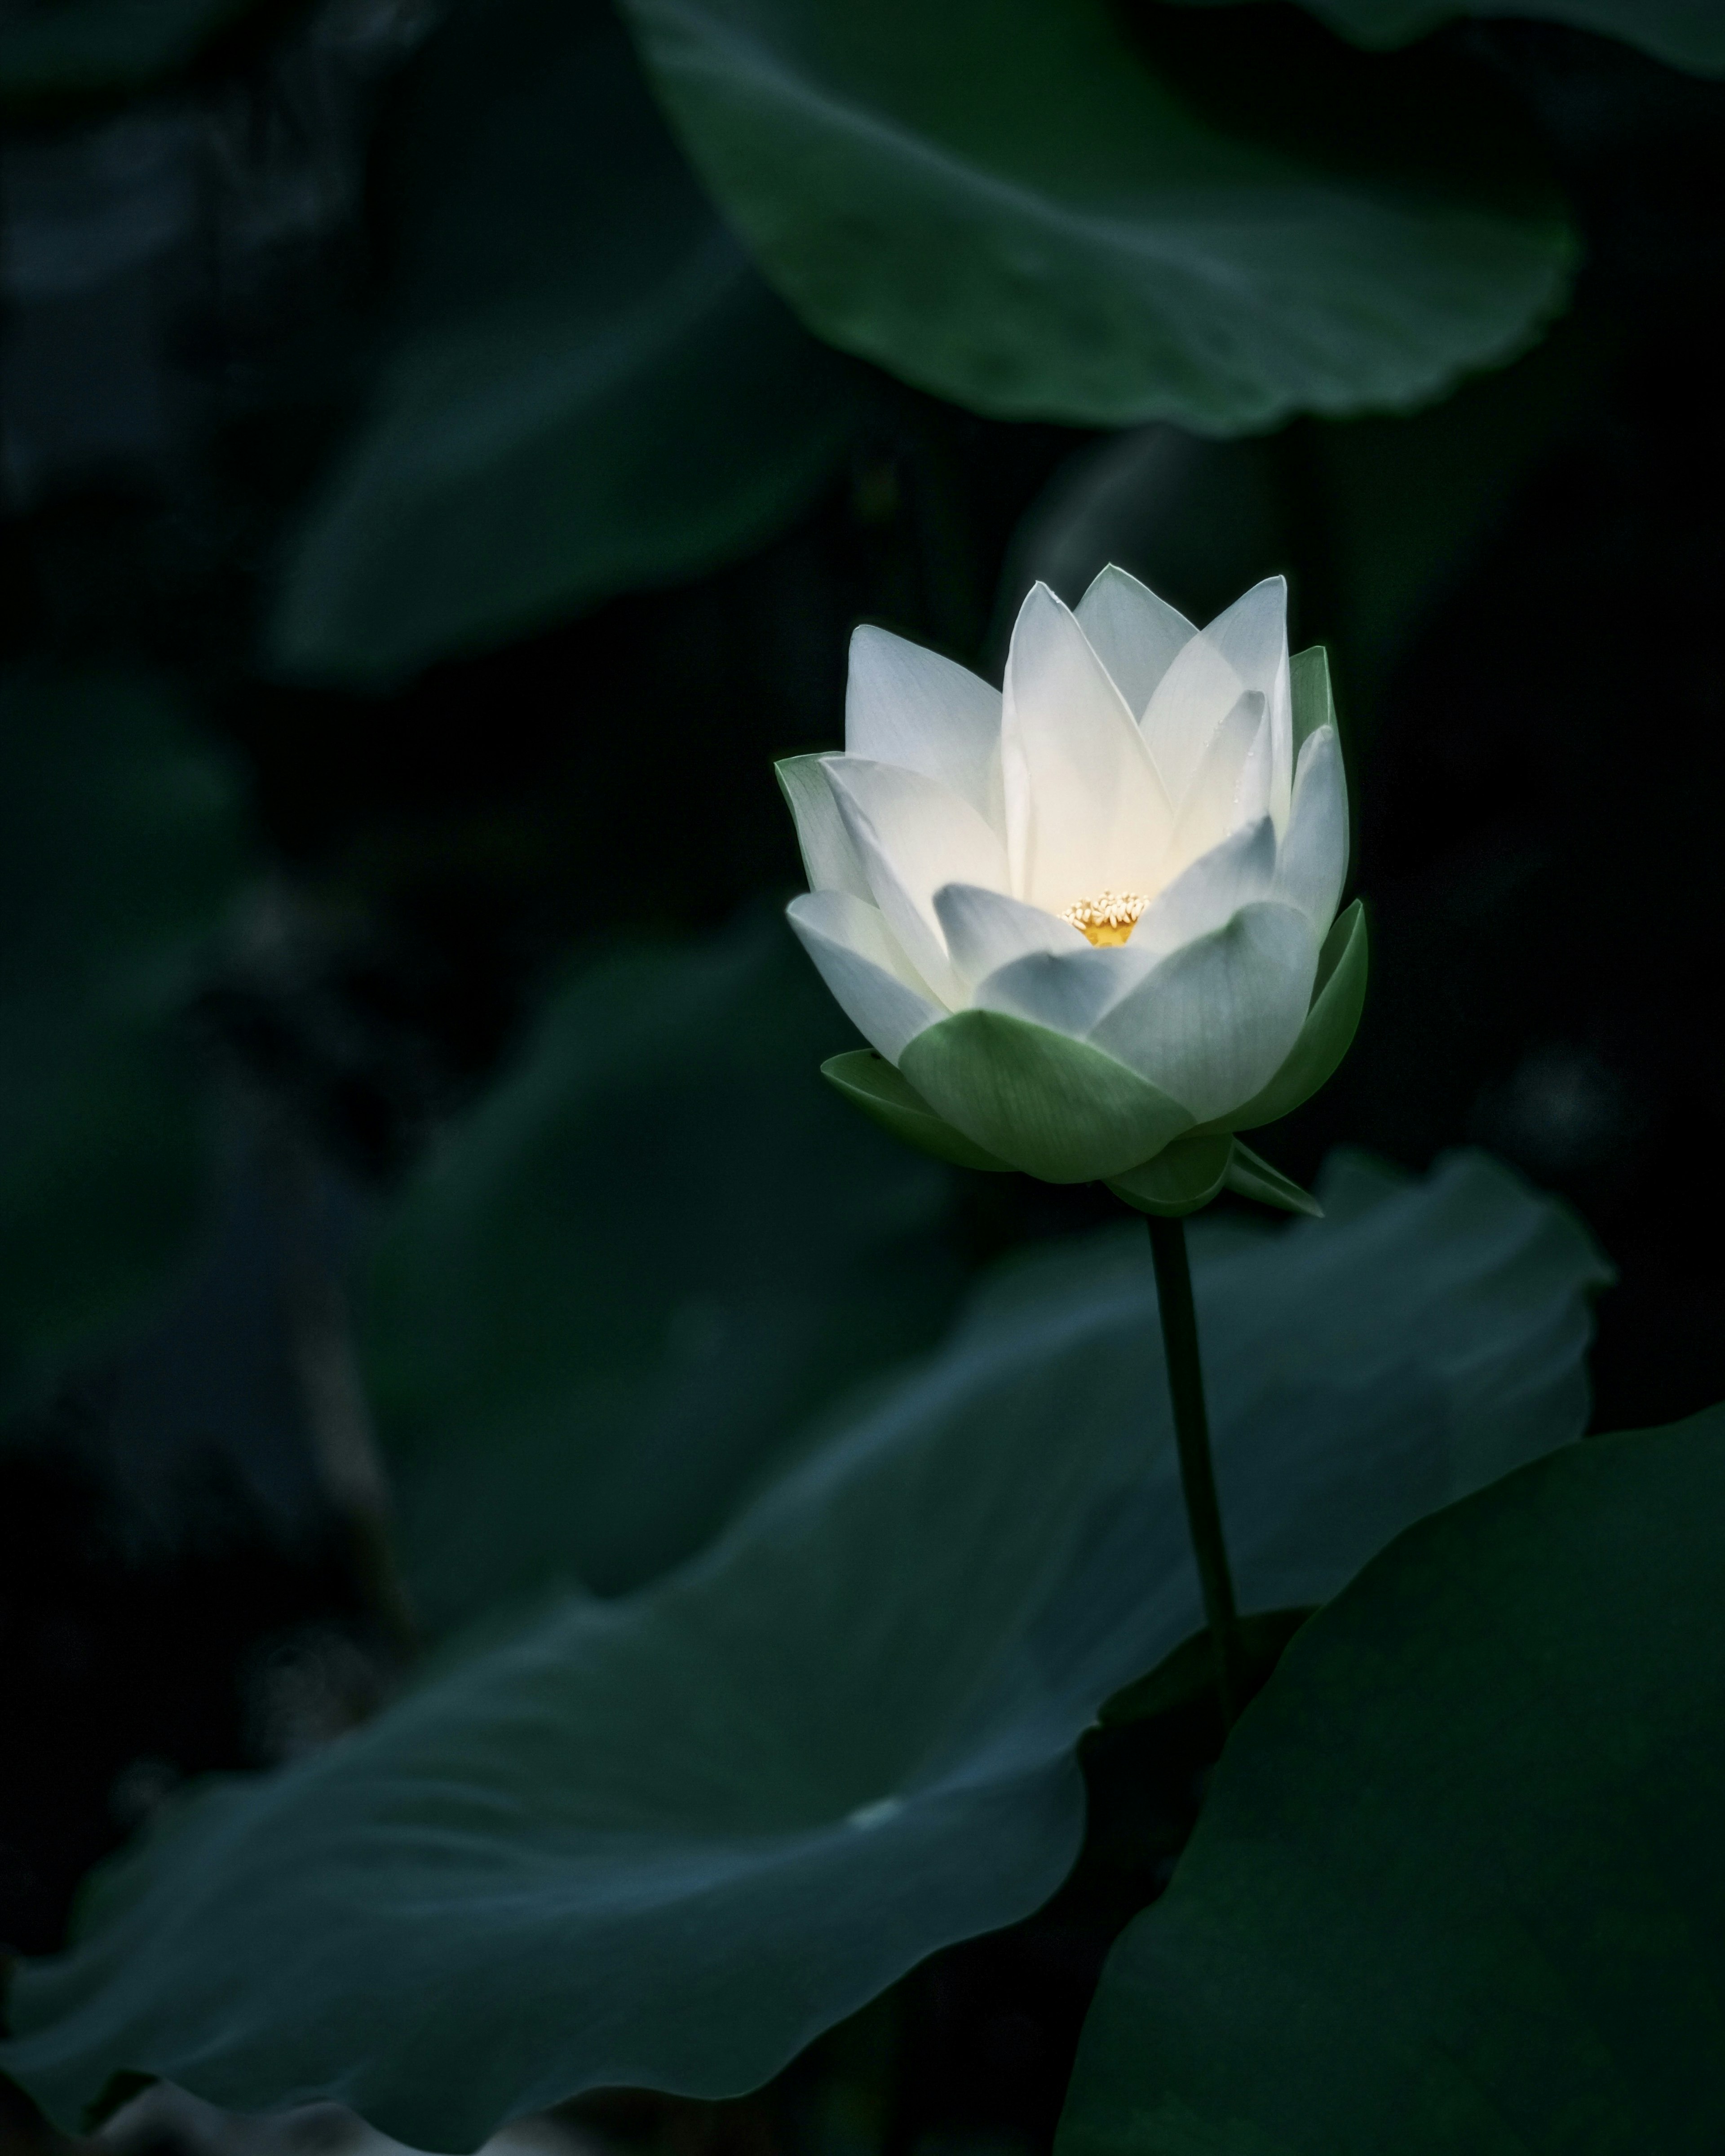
[901,1011,1194,1183]
[1227,0,1725,77]
[819,1049,1014,1172]
[0,0,258,104]
[1058,1403,1725,2156]
[2,1149,1608,2148]
[616,0,1576,432]
[363,914,961,1629]
[268,0,856,685]
[0,669,249,1406]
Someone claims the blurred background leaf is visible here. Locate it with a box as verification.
[1,1150,1608,2144]
[616,0,1576,431]
[0,0,266,107]
[363,910,963,1631]
[1058,1403,1725,2154]
[0,668,251,1407]
[267,0,860,685]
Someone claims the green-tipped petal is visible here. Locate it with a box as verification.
[900,1010,1193,1183]
[1289,643,1334,755]
[1225,1138,1323,1218]
[1106,1133,1233,1218]
[820,1050,1013,1172]
[1210,898,1367,1133]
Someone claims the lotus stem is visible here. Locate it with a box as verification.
[1145,1215,1246,1731]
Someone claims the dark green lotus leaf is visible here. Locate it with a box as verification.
[902,1010,1194,1183]
[363,913,962,1629]
[1059,1403,1725,2156]
[0,668,249,1408]
[1106,1133,1233,1217]
[0,1150,1608,2148]
[820,1050,1014,1172]
[268,0,856,685]
[617,0,1575,432]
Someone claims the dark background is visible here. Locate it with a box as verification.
[2,3,1722,2147]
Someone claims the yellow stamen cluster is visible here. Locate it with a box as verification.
[1060,890,1149,948]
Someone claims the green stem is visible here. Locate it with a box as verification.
[1145,1215,1246,1730]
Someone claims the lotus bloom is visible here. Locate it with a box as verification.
[778,569,1366,1213]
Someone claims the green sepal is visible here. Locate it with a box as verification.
[1225,1139,1324,1218]
[1290,643,1334,754]
[819,1050,1014,1172]
[1208,898,1367,1134]
[900,1010,1193,1184]
[1106,1133,1232,1218]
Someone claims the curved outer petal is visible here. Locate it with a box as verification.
[1137,633,1243,809]
[1164,692,1265,874]
[1002,582,1174,912]
[1211,898,1368,1134]
[900,1009,1193,1183]
[1074,565,1195,719]
[933,883,1088,992]
[1203,575,1293,832]
[786,891,944,1065]
[1106,1132,1234,1219]
[775,755,871,899]
[1088,901,1318,1124]
[846,626,1005,833]
[1272,725,1349,932]
[973,941,1159,1039]
[1133,817,1276,962]
[819,1050,1013,1172]
[824,758,1008,1007]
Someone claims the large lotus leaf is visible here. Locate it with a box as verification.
[1,1149,1607,2148]
[901,1011,1194,1183]
[615,0,1575,433]
[0,668,249,1407]
[0,0,258,104]
[268,0,855,685]
[1058,1403,1725,2156]
[1209,0,1725,77]
[362,913,961,1630]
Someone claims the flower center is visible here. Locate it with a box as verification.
[1060,889,1148,948]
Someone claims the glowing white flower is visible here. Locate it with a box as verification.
[779,567,1365,1202]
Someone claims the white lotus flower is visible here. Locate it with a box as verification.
[778,567,1365,1198]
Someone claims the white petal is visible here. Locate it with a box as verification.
[1204,576,1292,833]
[1163,690,1265,874]
[775,755,871,899]
[1074,565,1196,718]
[1139,630,1248,808]
[974,942,1161,1039]
[933,883,1088,992]
[1132,818,1277,961]
[845,625,1005,832]
[824,757,1008,1007]
[1087,901,1318,1122]
[1273,725,1349,931]
[786,891,945,1064]
[1001,582,1175,912]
